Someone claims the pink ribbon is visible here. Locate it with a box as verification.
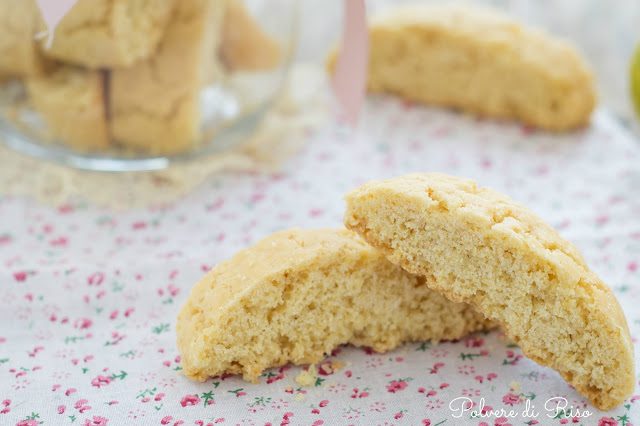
[332,0,369,126]
[35,0,77,48]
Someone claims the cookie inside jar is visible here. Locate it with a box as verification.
[0,0,293,162]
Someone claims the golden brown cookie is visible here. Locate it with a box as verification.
[328,4,596,131]
[345,173,634,410]
[43,0,175,68]
[0,0,49,77]
[221,0,281,72]
[177,228,490,382]
[26,67,109,151]
[110,0,226,155]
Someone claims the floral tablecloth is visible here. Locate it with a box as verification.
[1,98,639,426]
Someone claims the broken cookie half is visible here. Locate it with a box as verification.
[176,228,491,382]
[344,173,634,410]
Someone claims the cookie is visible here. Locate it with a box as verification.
[0,0,49,77]
[43,0,175,68]
[344,173,634,410]
[26,67,109,151]
[177,228,491,382]
[328,4,596,131]
[221,0,281,72]
[110,0,226,155]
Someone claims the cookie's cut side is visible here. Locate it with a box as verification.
[177,228,490,382]
[345,173,634,410]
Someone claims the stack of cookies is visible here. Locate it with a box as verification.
[0,0,281,154]
[177,173,634,411]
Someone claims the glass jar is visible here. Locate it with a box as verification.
[0,0,298,171]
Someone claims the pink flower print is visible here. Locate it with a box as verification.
[351,388,369,398]
[598,418,618,426]
[628,261,638,272]
[84,416,108,426]
[13,271,27,282]
[429,362,445,373]
[481,405,494,415]
[502,392,521,406]
[465,337,485,348]
[91,375,111,388]
[87,272,104,286]
[386,380,409,393]
[74,399,91,413]
[160,416,173,425]
[180,394,200,407]
[394,411,404,419]
[16,420,38,426]
[418,387,437,397]
[281,412,294,425]
[422,420,431,426]
[319,400,328,408]
[58,203,74,213]
[65,388,77,396]
[487,373,498,381]
[50,236,68,246]
[132,221,147,230]
[167,284,180,297]
[75,318,93,330]
[57,405,65,414]
[495,417,512,426]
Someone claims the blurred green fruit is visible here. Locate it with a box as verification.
[632,44,640,116]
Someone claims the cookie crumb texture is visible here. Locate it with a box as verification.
[44,0,175,68]
[176,228,490,382]
[26,67,109,151]
[345,173,634,410]
[330,4,596,131]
